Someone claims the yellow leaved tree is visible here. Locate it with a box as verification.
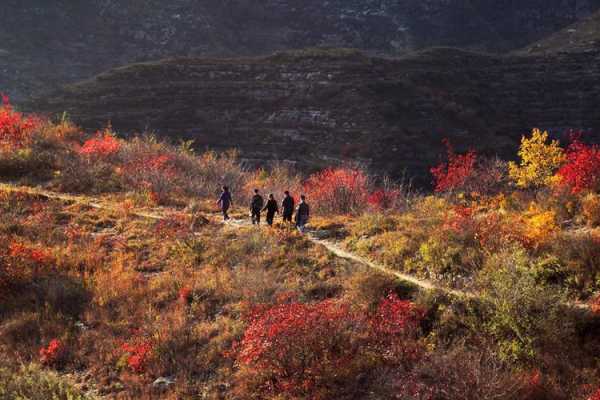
[508,129,565,188]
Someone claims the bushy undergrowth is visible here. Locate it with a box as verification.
[0,361,89,400]
[2,104,600,399]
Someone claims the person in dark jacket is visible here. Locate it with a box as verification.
[263,194,279,226]
[250,189,264,225]
[295,194,310,233]
[217,186,232,220]
[281,191,295,223]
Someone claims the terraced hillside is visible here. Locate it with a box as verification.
[32,48,600,183]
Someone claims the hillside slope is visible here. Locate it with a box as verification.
[31,48,600,182]
[3,0,600,101]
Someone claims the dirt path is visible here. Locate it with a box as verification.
[0,183,590,309]
[306,236,474,299]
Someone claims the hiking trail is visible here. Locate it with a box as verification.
[0,183,589,310]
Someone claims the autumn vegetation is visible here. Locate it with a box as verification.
[2,97,600,399]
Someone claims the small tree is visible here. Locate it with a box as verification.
[508,129,565,188]
[556,138,600,194]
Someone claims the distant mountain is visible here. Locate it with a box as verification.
[522,10,600,54]
[31,48,600,184]
[3,0,600,101]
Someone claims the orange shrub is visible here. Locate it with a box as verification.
[581,194,600,227]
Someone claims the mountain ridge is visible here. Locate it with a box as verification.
[3,0,600,101]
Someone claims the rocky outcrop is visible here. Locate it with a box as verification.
[3,0,600,101]
[31,48,600,184]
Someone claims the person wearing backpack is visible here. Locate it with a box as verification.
[281,191,295,223]
[295,194,310,233]
[250,189,264,225]
[263,193,279,226]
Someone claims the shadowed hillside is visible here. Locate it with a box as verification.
[31,48,600,183]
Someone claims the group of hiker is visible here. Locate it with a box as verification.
[217,187,310,232]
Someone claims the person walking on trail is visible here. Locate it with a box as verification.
[263,193,279,226]
[250,189,264,225]
[295,195,310,233]
[217,186,232,221]
[281,191,295,223]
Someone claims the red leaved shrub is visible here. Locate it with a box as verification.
[431,139,477,193]
[8,241,54,265]
[556,138,600,194]
[121,340,154,373]
[178,287,193,304]
[589,388,600,400]
[443,206,475,235]
[78,131,121,159]
[368,188,402,211]
[0,94,40,150]
[588,294,600,316]
[233,294,423,399]
[154,213,193,240]
[304,167,371,214]
[120,154,180,205]
[39,339,67,368]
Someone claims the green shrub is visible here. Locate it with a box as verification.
[415,236,481,280]
[0,362,90,400]
[478,248,574,364]
[581,193,600,227]
[0,148,55,180]
[350,212,398,237]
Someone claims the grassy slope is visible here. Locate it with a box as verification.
[3,111,600,398]
[1,189,407,398]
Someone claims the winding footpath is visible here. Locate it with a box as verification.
[0,183,589,310]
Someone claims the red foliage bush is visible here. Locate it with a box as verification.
[368,188,402,211]
[233,294,423,398]
[588,294,600,316]
[39,339,66,367]
[78,132,121,158]
[431,139,477,193]
[121,340,153,373]
[0,94,40,150]
[589,388,600,400]
[178,287,193,304]
[556,138,600,194]
[121,154,180,204]
[372,293,424,337]
[443,206,475,235]
[154,213,192,239]
[304,167,370,214]
[8,241,54,265]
